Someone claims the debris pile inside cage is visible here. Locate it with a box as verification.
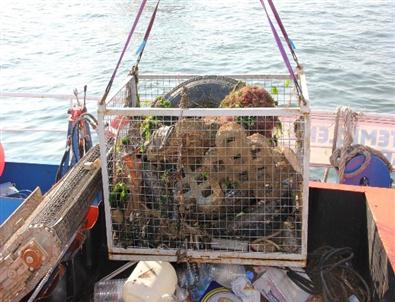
[99,75,309,263]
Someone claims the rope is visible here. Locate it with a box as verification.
[329,106,392,182]
[303,246,371,302]
[99,0,148,105]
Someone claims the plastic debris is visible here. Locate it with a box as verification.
[210,264,246,289]
[175,285,191,302]
[199,281,242,302]
[231,276,260,302]
[176,263,211,301]
[253,267,311,302]
[0,182,19,197]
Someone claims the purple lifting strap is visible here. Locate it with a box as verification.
[100,0,148,104]
[136,0,161,66]
[259,0,304,102]
[267,0,299,64]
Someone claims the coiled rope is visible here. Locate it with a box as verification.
[329,106,392,182]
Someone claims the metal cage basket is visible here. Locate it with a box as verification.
[98,72,310,266]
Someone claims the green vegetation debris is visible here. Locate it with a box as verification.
[154,96,171,108]
[110,182,129,208]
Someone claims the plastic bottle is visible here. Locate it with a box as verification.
[190,263,212,301]
[122,261,177,302]
[177,263,212,302]
[94,279,125,302]
[210,264,246,288]
[175,285,191,302]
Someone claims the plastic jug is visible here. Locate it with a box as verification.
[123,261,177,302]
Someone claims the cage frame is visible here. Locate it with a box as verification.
[98,69,310,266]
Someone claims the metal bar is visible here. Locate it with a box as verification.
[138,74,292,80]
[0,127,65,133]
[108,253,306,267]
[298,68,310,112]
[99,261,136,282]
[312,111,395,124]
[105,107,303,117]
[108,247,306,261]
[97,105,116,254]
[302,113,311,259]
[299,68,311,259]
[0,92,99,101]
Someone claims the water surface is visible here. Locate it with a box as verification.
[1,0,394,162]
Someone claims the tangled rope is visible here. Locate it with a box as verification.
[329,107,392,182]
[286,246,371,301]
[307,246,371,302]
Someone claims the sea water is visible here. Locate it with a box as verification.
[1,0,394,163]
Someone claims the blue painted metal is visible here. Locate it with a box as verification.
[0,161,100,224]
[343,154,392,188]
[0,162,57,194]
[0,162,57,224]
[0,196,23,224]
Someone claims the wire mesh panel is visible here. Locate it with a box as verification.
[98,74,310,266]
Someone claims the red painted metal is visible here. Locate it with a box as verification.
[84,205,99,230]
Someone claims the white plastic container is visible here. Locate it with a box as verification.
[253,267,311,302]
[122,261,177,302]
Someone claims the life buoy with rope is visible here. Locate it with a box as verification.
[0,143,4,176]
[329,107,393,187]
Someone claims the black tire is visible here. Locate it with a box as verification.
[162,75,239,108]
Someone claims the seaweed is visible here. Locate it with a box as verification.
[219,85,281,138]
[109,182,130,208]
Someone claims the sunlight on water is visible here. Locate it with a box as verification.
[0,0,394,162]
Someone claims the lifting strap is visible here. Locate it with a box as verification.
[135,0,161,67]
[266,0,300,66]
[99,0,148,105]
[259,0,305,105]
[128,0,161,107]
